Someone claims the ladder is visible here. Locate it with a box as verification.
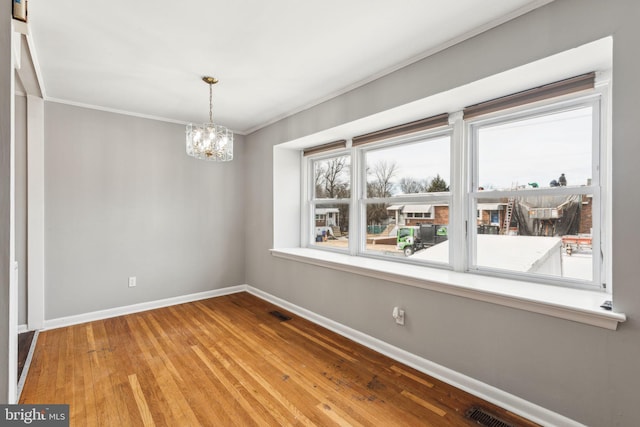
[502,197,515,234]
[503,183,518,235]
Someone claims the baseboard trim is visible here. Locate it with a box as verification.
[17,324,28,334]
[245,285,583,427]
[43,285,247,330]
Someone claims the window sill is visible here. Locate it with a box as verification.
[270,248,626,330]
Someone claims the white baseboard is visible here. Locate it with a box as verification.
[43,285,247,330]
[18,324,28,333]
[245,285,583,427]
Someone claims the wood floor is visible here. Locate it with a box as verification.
[20,292,538,426]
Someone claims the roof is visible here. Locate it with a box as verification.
[411,234,562,272]
[386,204,432,213]
[315,208,340,214]
[477,203,505,211]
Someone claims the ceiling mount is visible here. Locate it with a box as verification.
[202,76,218,85]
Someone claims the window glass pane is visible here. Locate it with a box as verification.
[474,195,592,282]
[477,107,592,190]
[365,135,450,197]
[366,203,449,263]
[312,204,349,250]
[313,155,350,199]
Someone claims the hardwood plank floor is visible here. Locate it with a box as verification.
[20,292,538,426]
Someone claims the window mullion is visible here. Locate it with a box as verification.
[468,122,479,274]
[591,95,604,289]
[302,153,311,247]
[449,111,466,272]
[349,142,359,256]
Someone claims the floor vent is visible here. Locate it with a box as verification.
[269,311,292,321]
[465,407,514,427]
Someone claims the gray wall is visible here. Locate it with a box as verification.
[244,0,640,425]
[44,103,246,319]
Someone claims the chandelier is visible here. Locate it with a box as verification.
[186,76,233,161]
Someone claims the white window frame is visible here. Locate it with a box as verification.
[306,149,352,254]
[466,93,605,290]
[303,86,608,291]
[356,129,453,266]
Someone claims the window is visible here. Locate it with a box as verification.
[303,74,607,290]
[360,131,451,263]
[469,100,601,286]
[489,211,499,225]
[309,153,351,250]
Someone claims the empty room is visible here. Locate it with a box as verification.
[2,0,640,426]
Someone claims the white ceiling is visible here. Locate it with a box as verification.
[27,0,552,135]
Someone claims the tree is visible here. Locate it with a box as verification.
[427,174,449,192]
[313,157,350,233]
[399,177,421,193]
[367,160,398,198]
[399,177,428,194]
[366,160,398,225]
[314,164,326,197]
[313,157,350,199]
[323,157,349,198]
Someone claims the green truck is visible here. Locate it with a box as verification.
[397,224,448,256]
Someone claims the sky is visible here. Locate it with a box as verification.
[364,106,593,193]
[477,106,592,190]
[366,135,451,193]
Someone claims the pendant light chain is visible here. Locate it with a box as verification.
[209,81,213,123]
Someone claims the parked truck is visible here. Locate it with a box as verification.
[397,224,448,256]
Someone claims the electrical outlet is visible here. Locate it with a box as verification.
[128,276,137,288]
[392,306,405,326]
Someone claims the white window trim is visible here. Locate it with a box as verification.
[357,129,453,264]
[305,92,606,289]
[271,247,624,330]
[305,150,352,254]
[465,94,604,290]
